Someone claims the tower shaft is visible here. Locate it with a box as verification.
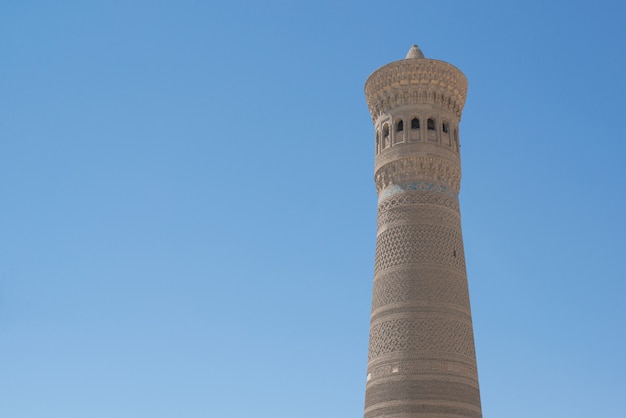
[363,46,482,418]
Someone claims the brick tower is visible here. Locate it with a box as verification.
[363,45,482,417]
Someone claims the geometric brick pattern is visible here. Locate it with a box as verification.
[376,201,460,231]
[374,224,466,273]
[367,317,476,360]
[378,190,459,214]
[371,268,471,312]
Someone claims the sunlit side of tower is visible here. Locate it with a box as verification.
[363,45,482,417]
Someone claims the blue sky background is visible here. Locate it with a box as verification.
[2,1,625,417]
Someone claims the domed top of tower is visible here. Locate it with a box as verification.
[405,44,424,59]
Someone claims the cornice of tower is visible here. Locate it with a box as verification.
[364,59,468,120]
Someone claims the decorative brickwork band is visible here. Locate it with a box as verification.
[371,268,471,315]
[377,191,460,216]
[365,59,468,119]
[374,156,462,195]
[374,224,466,273]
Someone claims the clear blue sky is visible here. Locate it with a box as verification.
[2,1,625,417]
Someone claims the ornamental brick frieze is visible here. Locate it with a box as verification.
[370,303,473,327]
[367,317,476,361]
[377,191,460,214]
[374,156,461,194]
[374,142,460,173]
[367,357,479,384]
[374,224,466,274]
[377,203,460,234]
[365,60,467,118]
[378,181,457,202]
[369,86,463,120]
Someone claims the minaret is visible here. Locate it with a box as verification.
[363,45,482,417]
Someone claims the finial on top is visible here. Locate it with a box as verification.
[405,44,425,59]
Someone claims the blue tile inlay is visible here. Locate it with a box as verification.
[380,181,458,200]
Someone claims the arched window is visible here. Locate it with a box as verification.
[396,120,403,132]
[382,124,389,138]
[411,118,420,129]
[442,122,449,133]
[427,118,435,130]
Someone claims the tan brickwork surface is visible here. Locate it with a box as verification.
[363,45,482,418]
